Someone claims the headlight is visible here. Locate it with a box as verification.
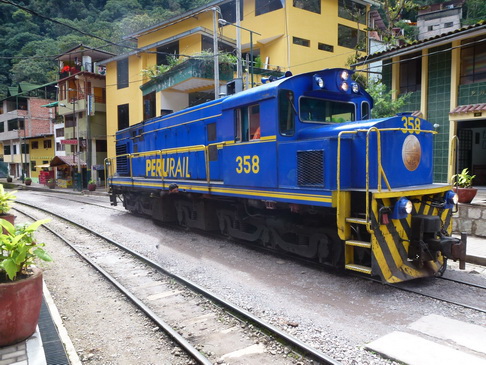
[341,82,349,92]
[316,77,325,88]
[340,70,349,80]
[391,197,413,219]
[352,83,359,93]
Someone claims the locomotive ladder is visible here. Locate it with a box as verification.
[337,127,391,276]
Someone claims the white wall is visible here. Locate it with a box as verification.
[160,91,189,114]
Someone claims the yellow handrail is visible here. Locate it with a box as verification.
[449,135,459,184]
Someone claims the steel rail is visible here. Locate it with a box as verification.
[360,275,486,314]
[438,276,486,290]
[14,201,342,365]
[14,205,212,365]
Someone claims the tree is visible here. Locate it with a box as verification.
[366,79,412,118]
[371,0,420,46]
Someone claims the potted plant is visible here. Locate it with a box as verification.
[47,178,56,189]
[452,168,477,204]
[0,184,17,226]
[24,177,32,186]
[0,218,52,346]
[87,179,97,191]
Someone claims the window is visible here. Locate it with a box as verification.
[220,0,243,23]
[157,41,179,66]
[299,97,355,123]
[32,141,39,149]
[318,43,334,52]
[460,37,486,84]
[0,122,4,133]
[293,37,310,47]
[207,123,217,141]
[201,35,235,54]
[44,140,52,149]
[8,119,21,131]
[293,0,320,14]
[361,102,371,120]
[399,52,421,93]
[255,0,283,16]
[21,143,29,154]
[117,58,129,89]
[338,24,366,51]
[338,0,366,24]
[235,104,260,142]
[428,25,434,31]
[444,22,453,28]
[56,142,65,152]
[279,90,295,136]
[65,115,76,128]
[118,104,130,131]
[56,128,64,137]
[143,92,156,120]
[96,140,107,152]
[31,161,36,172]
[4,145,10,155]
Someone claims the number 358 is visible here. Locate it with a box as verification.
[236,155,260,174]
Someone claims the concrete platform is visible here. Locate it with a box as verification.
[0,285,80,365]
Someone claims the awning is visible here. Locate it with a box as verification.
[50,155,87,167]
[41,101,59,108]
[35,164,51,168]
[450,103,486,115]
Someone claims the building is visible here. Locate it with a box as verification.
[354,21,486,185]
[416,0,465,41]
[27,134,55,183]
[0,82,57,182]
[99,0,374,159]
[55,44,114,187]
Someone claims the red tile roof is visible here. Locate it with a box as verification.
[450,103,486,114]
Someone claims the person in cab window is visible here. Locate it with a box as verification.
[249,105,261,140]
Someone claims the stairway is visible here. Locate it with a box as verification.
[344,217,372,275]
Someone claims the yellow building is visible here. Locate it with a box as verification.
[100,0,373,159]
[28,135,55,182]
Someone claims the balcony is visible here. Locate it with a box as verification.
[141,58,235,95]
[58,94,106,116]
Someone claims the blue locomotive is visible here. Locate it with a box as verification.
[107,68,467,283]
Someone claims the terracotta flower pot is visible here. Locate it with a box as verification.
[88,183,97,191]
[0,268,43,347]
[453,187,478,204]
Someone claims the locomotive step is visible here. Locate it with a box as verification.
[345,264,372,275]
[345,240,371,249]
[345,217,368,225]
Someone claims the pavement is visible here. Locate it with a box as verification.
[0,180,485,364]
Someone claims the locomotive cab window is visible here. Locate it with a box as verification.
[279,89,295,136]
[235,104,260,142]
[361,101,371,120]
[299,97,355,124]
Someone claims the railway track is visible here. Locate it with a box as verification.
[387,277,486,314]
[20,192,486,316]
[13,201,341,365]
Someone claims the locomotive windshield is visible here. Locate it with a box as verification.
[299,97,355,124]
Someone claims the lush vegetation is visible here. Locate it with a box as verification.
[1,0,485,98]
[0,0,212,98]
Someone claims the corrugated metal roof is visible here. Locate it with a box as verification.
[450,103,486,114]
[355,20,486,65]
